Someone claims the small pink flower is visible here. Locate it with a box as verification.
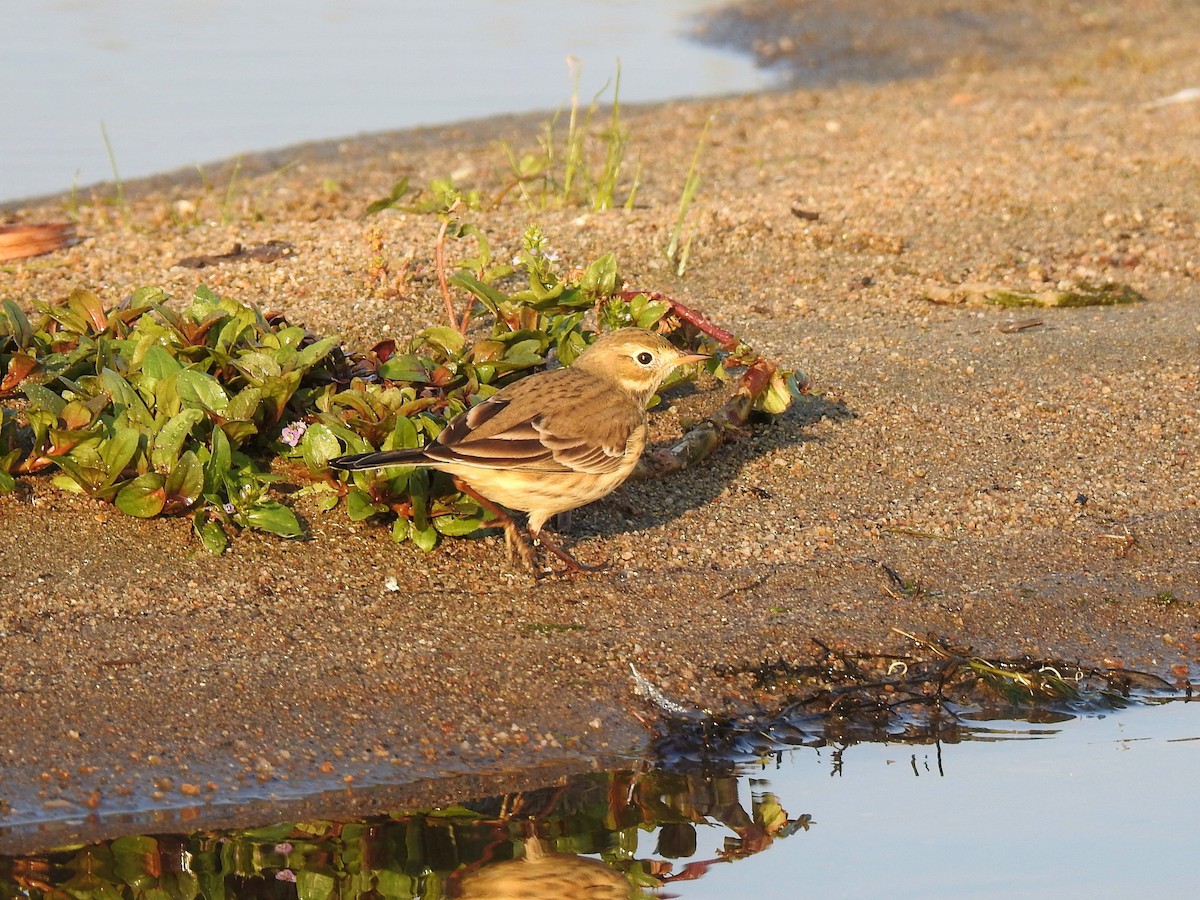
[280,421,308,447]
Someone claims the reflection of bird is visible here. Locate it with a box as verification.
[329,328,707,572]
[455,836,634,900]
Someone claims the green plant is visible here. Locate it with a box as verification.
[99,121,127,215]
[0,287,334,551]
[666,117,710,276]
[495,62,633,211]
[2,224,800,555]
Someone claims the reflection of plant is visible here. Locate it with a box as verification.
[643,633,1186,767]
[1,225,803,554]
[0,769,806,898]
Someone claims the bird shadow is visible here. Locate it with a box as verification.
[566,391,857,540]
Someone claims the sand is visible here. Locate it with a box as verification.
[1,0,1197,851]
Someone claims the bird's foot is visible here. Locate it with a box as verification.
[532,530,606,575]
[503,521,540,573]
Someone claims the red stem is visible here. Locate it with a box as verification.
[617,290,740,350]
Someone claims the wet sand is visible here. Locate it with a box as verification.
[2,0,1198,850]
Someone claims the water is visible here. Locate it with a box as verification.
[673,703,1199,898]
[1,0,771,203]
[2,701,1196,896]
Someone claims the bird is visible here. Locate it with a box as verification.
[328,327,709,573]
[454,834,637,899]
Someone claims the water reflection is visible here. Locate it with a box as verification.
[0,766,802,898]
[5,702,1197,898]
[1,648,1193,897]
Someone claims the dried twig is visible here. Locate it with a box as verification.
[434,217,460,332]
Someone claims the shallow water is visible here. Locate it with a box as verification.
[2,700,1196,897]
[674,702,1199,898]
[2,0,770,203]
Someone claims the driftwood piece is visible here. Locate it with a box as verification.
[634,358,781,479]
[0,223,77,262]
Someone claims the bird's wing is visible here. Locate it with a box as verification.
[427,371,641,475]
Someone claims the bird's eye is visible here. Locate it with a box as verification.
[636,351,654,366]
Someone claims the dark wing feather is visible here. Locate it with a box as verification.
[531,422,628,474]
[330,368,643,475]
[437,369,642,474]
[327,447,426,470]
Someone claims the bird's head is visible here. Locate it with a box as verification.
[574,327,709,406]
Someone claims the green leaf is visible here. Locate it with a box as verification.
[165,451,204,506]
[555,329,588,367]
[0,470,15,493]
[51,473,86,493]
[579,252,618,299]
[258,372,302,422]
[152,369,183,419]
[66,287,108,332]
[203,427,232,496]
[363,177,411,216]
[129,285,169,310]
[193,511,229,554]
[378,354,429,383]
[176,369,230,413]
[295,870,336,900]
[218,419,259,446]
[272,325,309,353]
[410,521,439,552]
[632,298,669,329]
[1,299,34,348]
[23,384,67,416]
[244,501,303,538]
[141,344,183,380]
[151,408,206,470]
[434,513,487,536]
[498,338,546,370]
[100,368,153,427]
[754,370,795,415]
[300,423,341,471]
[101,428,142,487]
[383,414,420,451]
[391,517,410,543]
[293,335,341,372]
[234,351,282,382]
[448,271,509,316]
[346,489,381,521]
[419,325,466,356]
[409,468,430,531]
[214,311,255,352]
[324,422,373,456]
[115,472,166,517]
[224,386,264,422]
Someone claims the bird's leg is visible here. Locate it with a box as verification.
[503,520,539,572]
[530,526,606,575]
[452,477,539,573]
[451,477,602,575]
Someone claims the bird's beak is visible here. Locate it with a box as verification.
[674,352,711,366]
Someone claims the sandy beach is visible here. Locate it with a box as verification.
[1,0,1198,847]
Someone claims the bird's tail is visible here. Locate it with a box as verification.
[327,448,428,471]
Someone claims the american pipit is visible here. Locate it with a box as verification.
[328,327,708,572]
